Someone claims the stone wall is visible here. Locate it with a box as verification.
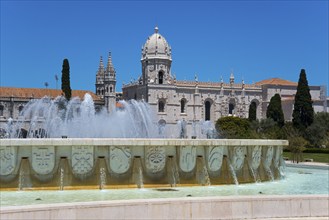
[1,195,328,219]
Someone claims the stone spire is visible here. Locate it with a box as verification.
[106,52,116,78]
[97,56,105,75]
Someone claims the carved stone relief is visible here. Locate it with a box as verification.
[32,146,55,175]
[72,146,94,175]
[0,146,16,176]
[145,146,166,173]
[179,146,196,172]
[109,146,131,174]
[250,146,262,170]
[207,146,223,172]
[230,146,246,171]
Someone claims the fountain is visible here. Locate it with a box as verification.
[0,94,288,190]
[1,94,328,220]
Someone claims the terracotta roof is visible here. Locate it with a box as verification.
[0,87,101,101]
[116,102,124,108]
[255,78,297,86]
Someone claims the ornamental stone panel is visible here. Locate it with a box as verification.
[249,146,262,170]
[32,146,55,175]
[230,146,246,171]
[207,146,223,172]
[0,146,16,176]
[109,146,131,174]
[145,146,166,173]
[179,146,196,172]
[72,146,94,175]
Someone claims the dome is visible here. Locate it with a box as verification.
[141,27,172,60]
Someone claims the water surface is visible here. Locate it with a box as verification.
[1,166,328,207]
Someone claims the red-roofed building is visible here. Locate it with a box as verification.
[0,87,104,124]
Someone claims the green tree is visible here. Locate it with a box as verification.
[215,116,254,139]
[250,118,283,139]
[266,93,285,127]
[305,112,329,147]
[61,58,72,101]
[292,69,314,130]
[248,102,257,121]
[281,122,307,163]
[288,136,307,163]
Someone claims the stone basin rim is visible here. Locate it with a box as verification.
[0,138,289,146]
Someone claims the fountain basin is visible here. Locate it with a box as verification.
[1,195,328,219]
[0,138,288,190]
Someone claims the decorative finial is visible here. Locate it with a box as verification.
[155,26,159,33]
[195,74,198,82]
[99,56,104,69]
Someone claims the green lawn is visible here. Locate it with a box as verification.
[283,152,329,163]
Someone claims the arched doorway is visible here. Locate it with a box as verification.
[229,103,235,115]
[228,99,236,115]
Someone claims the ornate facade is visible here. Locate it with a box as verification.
[122,27,328,137]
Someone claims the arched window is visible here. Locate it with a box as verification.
[205,101,211,121]
[181,99,186,113]
[158,100,165,112]
[158,71,164,84]
[0,105,4,116]
[110,86,113,93]
[229,103,235,115]
[248,101,257,121]
[106,86,108,93]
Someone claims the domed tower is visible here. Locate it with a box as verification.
[141,27,172,85]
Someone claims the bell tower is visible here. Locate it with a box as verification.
[95,52,116,112]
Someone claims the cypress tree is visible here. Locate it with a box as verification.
[292,69,314,130]
[61,58,72,101]
[248,102,257,121]
[266,93,285,127]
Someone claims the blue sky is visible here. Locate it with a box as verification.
[1,1,328,94]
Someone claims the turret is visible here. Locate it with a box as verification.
[95,52,117,112]
[141,27,172,85]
